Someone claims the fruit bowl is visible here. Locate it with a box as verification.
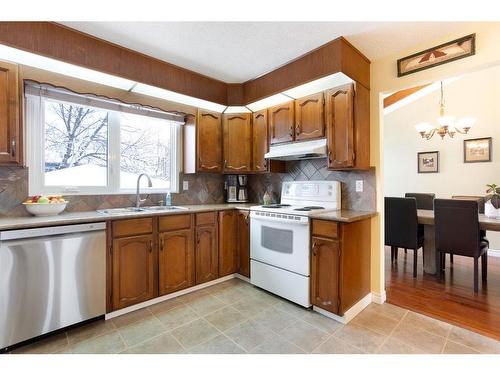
[23,199,68,217]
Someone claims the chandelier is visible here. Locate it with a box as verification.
[415,81,475,140]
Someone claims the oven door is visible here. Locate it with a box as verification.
[250,212,310,276]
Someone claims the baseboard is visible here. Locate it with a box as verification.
[235,273,250,283]
[371,290,387,304]
[106,274,238,319]
[489,249,500,258]
[313,293,372,324]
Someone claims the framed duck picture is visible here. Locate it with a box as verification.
[397,34,475,77]
[418,151,439,173]
[464,137,492,163]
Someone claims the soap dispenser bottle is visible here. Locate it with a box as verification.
[165,192,172,206]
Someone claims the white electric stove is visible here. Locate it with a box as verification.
[249,181,341,307]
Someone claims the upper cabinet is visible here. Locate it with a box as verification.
[269,101,294,145]
[295,92,325,141]
[0,61,21,166]
[223,113,252,173]
[196,109,222,172]
[325,83,370,170]
[252,109,268,172]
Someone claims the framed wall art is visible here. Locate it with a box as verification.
[464,137,492,163]
[397,34,475,77]
[418,151,439,173]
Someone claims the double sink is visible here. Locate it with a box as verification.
[97,206,188,215]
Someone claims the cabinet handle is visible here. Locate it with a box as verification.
[312,241,318,256]
[224,159,227,168]
[160,237,164,251]
[289,124,293,138]
[328,150,333,164]
[11,138,15,157]
[149,240,153,253]
[296,124,301,136]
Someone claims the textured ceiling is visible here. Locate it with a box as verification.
[61,22,472,83]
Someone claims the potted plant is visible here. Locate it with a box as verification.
[485,183,500,218]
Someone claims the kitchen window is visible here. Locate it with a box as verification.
[25,82,185,195]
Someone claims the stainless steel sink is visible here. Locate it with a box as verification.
[143,206,188,211]
[97,206,187,214]
[96,207,145,214]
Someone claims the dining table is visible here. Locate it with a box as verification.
[417,209,500,274]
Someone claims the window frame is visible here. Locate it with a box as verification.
[26,94,181,196]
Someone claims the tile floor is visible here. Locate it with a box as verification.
[11,278,500,354]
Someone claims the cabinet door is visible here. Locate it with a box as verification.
[326,84,355,169]
[252,109,269,172]
[237,210,250,278]
[112,234,156,310]
[196,109,222,172]
[158,229,195,296]
[295,92,325,141]
[218,210,238,277]
[269,101,294,144]
[195,224,218,284]
[0,61,21,165]
[223,113,252,172]
[310,236,340,314]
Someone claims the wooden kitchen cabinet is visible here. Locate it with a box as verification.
[310,218,371,316]
[195,219,219,284]
[158,214,195,296]
[223,113,252,173]
[295,92,325,141]
[0,60,21,166]
[269,101,294,144]
[218,210,238,277]
[237,210,250,278]
[325,83,370,170]
[252,109,269,172]
[196,109,223,172]
[111,234,156,310]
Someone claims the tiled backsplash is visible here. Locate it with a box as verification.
[0,160,375,216]
[248,158,376,211]
[0,167,224,217]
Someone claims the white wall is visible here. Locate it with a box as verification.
[384,65,500,249]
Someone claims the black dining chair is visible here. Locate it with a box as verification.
[452,195,489,246]
[404,193,434,255]
[434,199,488,293]
[405,193,435,210]
[385,197,424,277]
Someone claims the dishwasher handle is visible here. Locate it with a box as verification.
[0,222,106,241]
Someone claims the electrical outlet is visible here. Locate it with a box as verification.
[355,180,364,193]
[183,180,189,191]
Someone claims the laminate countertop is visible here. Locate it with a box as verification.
[0,203,255,231]
[309,210,377,223]
[0,204,377,232]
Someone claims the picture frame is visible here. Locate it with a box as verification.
[464,137,492,163]
[397,34,475,77]
[418,151,439,173]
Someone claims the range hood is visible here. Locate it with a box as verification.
[264,138,327,161]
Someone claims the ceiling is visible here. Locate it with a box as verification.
[61,22,472,83]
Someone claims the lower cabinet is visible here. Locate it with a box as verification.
[195,223,219,284]
[237,210,250,278]
[218,210,238,277]
[111,234,156,310]
[159,229,195,295]
[310,218,371,316]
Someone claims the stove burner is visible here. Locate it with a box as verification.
[261,204,291,208]
[294,206,325,212]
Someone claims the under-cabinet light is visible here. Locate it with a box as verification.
[132,83,227,113]
[282,72,353,99]
[246,93,292,112]
[223,106,251,114]
[0,44,136,91]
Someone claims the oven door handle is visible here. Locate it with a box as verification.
[250,214,309,225]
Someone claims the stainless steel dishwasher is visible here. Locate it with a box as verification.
[0,222,106,349]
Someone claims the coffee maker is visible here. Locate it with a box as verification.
[225,175,248,203]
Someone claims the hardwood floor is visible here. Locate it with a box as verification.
[385,246,500,340]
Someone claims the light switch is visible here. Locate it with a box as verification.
[183,180,189,191]
[355,180,364,193]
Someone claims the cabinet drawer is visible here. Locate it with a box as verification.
[159,214,192,232]
[112,218,153,237]
[312,220,338,239]
[196,211,216,226]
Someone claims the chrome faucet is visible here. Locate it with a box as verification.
[135,173,153,210]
